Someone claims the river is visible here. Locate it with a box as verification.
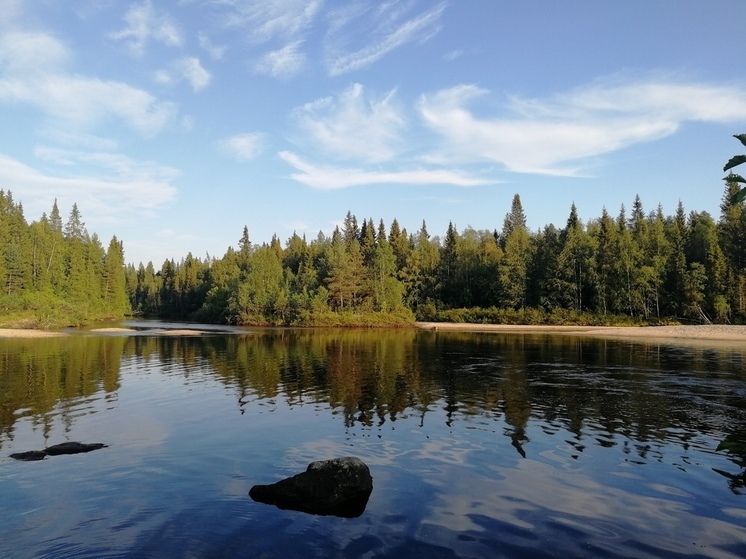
[1,323,745,558]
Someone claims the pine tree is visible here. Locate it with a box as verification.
[64,203,87,242]
[102,236,130,314]
[439,222,459,306]
[502,193,527,247]
[664,201,689,317]
[238,226,252,272]
[719,178,746,317]
[388,218,410,273]
[558,204,595,312]
[501,202,532,310]
[594,208,618,314]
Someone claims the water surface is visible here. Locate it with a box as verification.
[1,326,745,558]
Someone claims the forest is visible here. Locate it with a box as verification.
[0,192,128,327]
[1,178,746,328]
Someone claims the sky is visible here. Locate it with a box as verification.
[2,0,746,266]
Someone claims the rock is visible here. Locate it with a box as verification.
[10,442,107,461]
[249,457,373,518]
[44,442,107,456]
[9,450,48,461]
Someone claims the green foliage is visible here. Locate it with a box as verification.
[0,196,131,328]
[13,186,746,330]
[422,306,654,327]
[723,134,746,205]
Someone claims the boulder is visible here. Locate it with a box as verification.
[10,442,107,461]
[249,456,373,518]
[9,450,47,461]
[44,442,107,456]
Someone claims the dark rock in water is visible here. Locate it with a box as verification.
[9,450,48,462]
[10,442,107,461]
[249,456,373,518]
[44,442,107,456]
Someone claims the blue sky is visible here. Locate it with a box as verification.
[2,0,746,266]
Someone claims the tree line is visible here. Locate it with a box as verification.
[126,180,746,326]
[0,191,129,327]
[2,178,745,328]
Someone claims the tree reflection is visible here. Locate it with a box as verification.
[0,336,126,448]
[2,329,745,493]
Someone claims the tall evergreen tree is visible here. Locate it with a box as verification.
[664,201,689,317]
[558,204,595,312]
[102,236,130,313]
[501,193,527,247]
[501,202,532,310]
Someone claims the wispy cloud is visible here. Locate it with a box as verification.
[279,151,489,190]
[212,0,323,43]
[1,148,178,224]
[110,1,183,56]
[0,30,179,137]
[418,78,746,176]
[160,57,211,91]
[325,1,446,76]
[292,83,405,162]
[198,31,226,60]
[254,41,306,78]
[220,132,265,161]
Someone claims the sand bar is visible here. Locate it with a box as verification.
[415,323,746,344]
[0,328,68,338]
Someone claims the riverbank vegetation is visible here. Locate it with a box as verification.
[2,177,746,328]
[126,179,746,327]
[0,192,129,328]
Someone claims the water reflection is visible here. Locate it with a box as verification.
[2,328,746,557]
[2,330,745,485]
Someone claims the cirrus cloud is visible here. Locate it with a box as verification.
[417,78,746,176]
[279,151,489,190]
[325,1,446,76]
[0,148,178,225]
[109,1,183,56]
[292,83,405,162]
[254,41,306,78]
[220,132,266,161]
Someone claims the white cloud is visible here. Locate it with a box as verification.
[254,41,306,78]
[443,48,464,62]
[0,149,178,223]
[325,2,445,76]
[0,31,179,137]
[279,151,489,190]
[0,30,69,72]
[220,133,265,161]
[173,57,211,91]
[213,0,322,43]
[198,32,226,60]
[292,83,405,162]
[110,1,183,56]
[417,79,746,176]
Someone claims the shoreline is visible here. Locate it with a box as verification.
[415,323,746,344]
[2,323,746,346]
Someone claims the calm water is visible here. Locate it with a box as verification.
[1,324,745,558]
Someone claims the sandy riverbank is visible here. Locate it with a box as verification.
[0,327,209,338]
[415,323,746,344]
[3,323,746,345]
[0,329,69,338]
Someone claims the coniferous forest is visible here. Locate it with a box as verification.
[2,178,746,328]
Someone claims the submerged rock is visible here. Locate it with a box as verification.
[9,450,48,461]
[249,456,373,518]
[10,442,108,461]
